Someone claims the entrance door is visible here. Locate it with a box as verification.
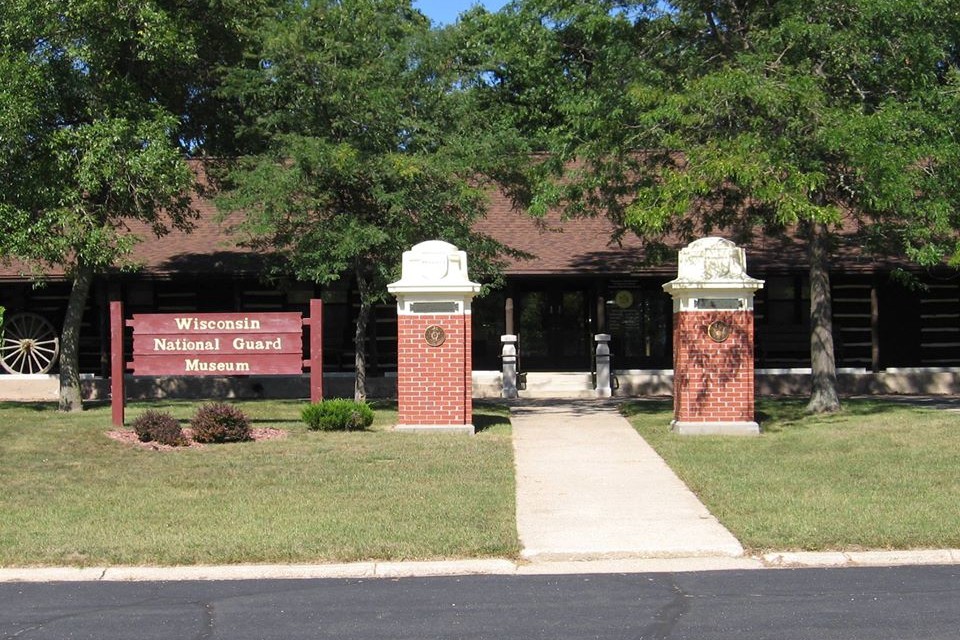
[517,287,590,370]
[605,286,673,369]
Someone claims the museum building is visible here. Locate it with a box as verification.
[1,183,959,396]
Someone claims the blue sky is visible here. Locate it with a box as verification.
[413,0,509,26]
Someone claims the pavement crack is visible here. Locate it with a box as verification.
[638,578,693,640]
[193,602,215,640]
[6,623,44,639]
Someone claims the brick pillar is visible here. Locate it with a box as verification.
[664,237,763,436]
[673,311,756,426]
[388,240,480,434]
[396,313,472,428]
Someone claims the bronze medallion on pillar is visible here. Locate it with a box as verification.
[424,325,446,347]
[707,320,732,343]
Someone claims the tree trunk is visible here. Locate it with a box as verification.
[353,266,371,402]
[59,263,94,412]
[806,222,841,413]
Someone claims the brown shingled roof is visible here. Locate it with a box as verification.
[0,163,264,282]
[475,184,893,276]
[475,201,651,275]
[0,168,889,283]
[104,163,267,277]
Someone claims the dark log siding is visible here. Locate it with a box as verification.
[1,270,959,376]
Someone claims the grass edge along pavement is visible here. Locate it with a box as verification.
[0,399,519,568]
[622,398,960,554]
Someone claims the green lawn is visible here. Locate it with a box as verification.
[0,399,518,567]
[622,398,960,552]
[6,395,958,566]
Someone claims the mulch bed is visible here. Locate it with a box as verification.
[106,427,287,451]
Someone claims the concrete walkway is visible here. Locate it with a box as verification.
[511,400,744,561]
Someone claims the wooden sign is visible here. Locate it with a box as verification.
[111,301,324,427]
[128,312,302,376]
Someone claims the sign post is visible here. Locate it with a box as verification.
[111,301,125,427]
[308,298,323,403]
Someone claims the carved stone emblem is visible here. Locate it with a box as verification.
[415,253,449,281]
[675,237,749,283]
[424,325,446,347]
[707,320,732,343]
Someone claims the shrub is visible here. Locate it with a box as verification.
[190,402,252,443]
[131,410,187,446]
[302,399,374,431]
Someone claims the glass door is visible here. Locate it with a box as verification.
[605,286,672,369]
[517,287,590,370]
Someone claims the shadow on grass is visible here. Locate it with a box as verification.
[618,399,672,417]
[617,397,935,435]
[474,412,510,434]
[756,397,934,433]
[369,399,398,411]
[474,400,511,434]
[0,401,59,412]
[119,399,307,428]
[122,399,295,410]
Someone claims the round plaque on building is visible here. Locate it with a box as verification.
[424,325,446,347]
[614,290,634,309]
[707,320,732,343]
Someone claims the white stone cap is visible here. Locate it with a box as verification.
[663,237,763,297]
[388,240,481,296]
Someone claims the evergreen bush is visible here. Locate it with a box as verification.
[301,399,374,431]
[131,410,187,446]
[190,402,252,443]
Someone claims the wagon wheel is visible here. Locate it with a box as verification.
[1,313,61,374]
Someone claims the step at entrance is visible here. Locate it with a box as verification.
[521,372,595,398]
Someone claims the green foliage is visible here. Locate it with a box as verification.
[490,0,960,263]
[190,402,252,443]
[131,410,187,447]
[0,0,257,409]
[0,0,206,273]
[214,0,518,397]
[216,0,513,287]
[457,0,666,220]
[301,399,374,432]
[474,0,960,411]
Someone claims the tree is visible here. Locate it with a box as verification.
[0,1,250,410]
[471,0,960,413]
[216,0,513,400]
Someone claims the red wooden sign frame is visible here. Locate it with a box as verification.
[111,299,324,426]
